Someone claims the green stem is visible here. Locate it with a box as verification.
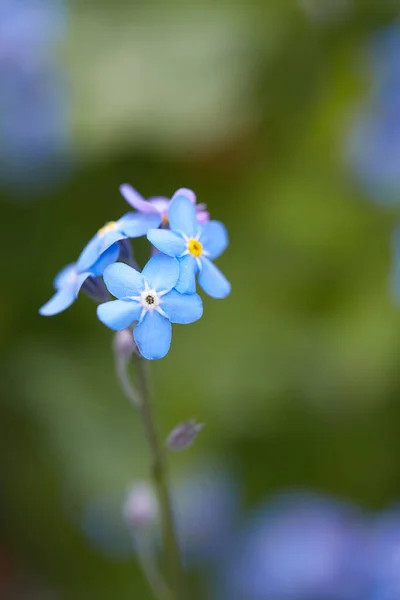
[136,359,184,600]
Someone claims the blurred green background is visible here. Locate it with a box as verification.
[2,0,400,598]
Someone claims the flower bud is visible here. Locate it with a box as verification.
[123,483,158,528]
[113,329,138,362]
[81,276,110,302]
[167,420,204,451]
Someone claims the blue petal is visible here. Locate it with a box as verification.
[161,290,203,324]
[173,188,197,204]
[200,221,229,260]
[54,263,76,290]
[97,299,142,330]
[120,184,159,214]
[77,229,126,273]
[118,212,161,236]
[176,254,197,294]
[134,311,172,360]
[39,288,76,316]
[169,194,198,238]
[103,263,144,299]
[90,243,120,277]
[39,272,90,315]
[142,254,179,292]
[198,258,231,298]
[147,229,186,257]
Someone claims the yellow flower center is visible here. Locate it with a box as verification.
[161,215,169,226]
[98,221,117,236]
[187,239,203,257]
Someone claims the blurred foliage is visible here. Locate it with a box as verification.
[3,0,400,598]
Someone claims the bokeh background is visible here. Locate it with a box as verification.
[3,0,400,598]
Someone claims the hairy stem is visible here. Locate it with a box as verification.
[136,359,184,600]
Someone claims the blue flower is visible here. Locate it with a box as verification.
[97,253,203,360]
[39,243,119,316]
[76,211,162,273]
[221,492,368,600]
[366,507,400,600]
[147,190,230,298]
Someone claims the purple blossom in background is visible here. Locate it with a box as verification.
[0,0,70,194]
[346,26,400,204]
[220,492,368,600]
[366,507,400,600]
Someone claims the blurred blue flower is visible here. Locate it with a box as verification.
[97,254,203,360]
[347,26,400,204]
[0,0,70,194]
[147,190,230,298]
[366,507,400,600]
[172,465,240,565]
[120,184,210,225]
[76,212,161,273]
[220,491,368,600]
[39,244,119,316]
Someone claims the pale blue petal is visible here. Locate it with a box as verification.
[147,229,186,257]
[134,312,172,360]
[103,263,144,299]
[39,288,76,316]
[142,254,179,292]
[200,220,229,260]
[77,230,126,273]
[54,263,76,290]
[169,194,198,238]
[175,255,197,294]
[198,258,231,299]
[161,290,203,324]
[119,184,159,214]
[40,272,90,315]
[90,243,120,277]
[97,299,142,330]
[173,188,197,204]
[118,211,161,237]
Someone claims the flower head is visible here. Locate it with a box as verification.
[120,183,209,227]
[76,211,161,273]
[147,190,230,298]
[39,243,118,316]
[97,253,203,360]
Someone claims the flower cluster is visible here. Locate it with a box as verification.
[39,185,230,359]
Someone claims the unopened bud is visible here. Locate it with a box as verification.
[167,420,204,451]
[113,329,138,362]
[123,483,158,528]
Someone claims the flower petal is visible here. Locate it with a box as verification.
[169,194,198,238]
[134,311,172,360]
[175,254,197,294]
[198,258,231,298]
[54,263,76,291]
[119,184,159,214]
[40,272,89,315]
[97,299,142,330]
[147,229,186,257]
[142,254,179,292]
[200,220,229,259]
[173,188,197,204]
[161,290,203,324]
[39,288,76,316]
[77,230,126,273]
[90,243,120,277]
[103,263,144,299]
[118,211,162,237]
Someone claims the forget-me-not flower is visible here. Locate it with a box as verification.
[366,507,400,600]
[39,243,119,316]
[120,183,209,227]
[97,254,203,360]
[147,190,230,298]
[76,211,162,273]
